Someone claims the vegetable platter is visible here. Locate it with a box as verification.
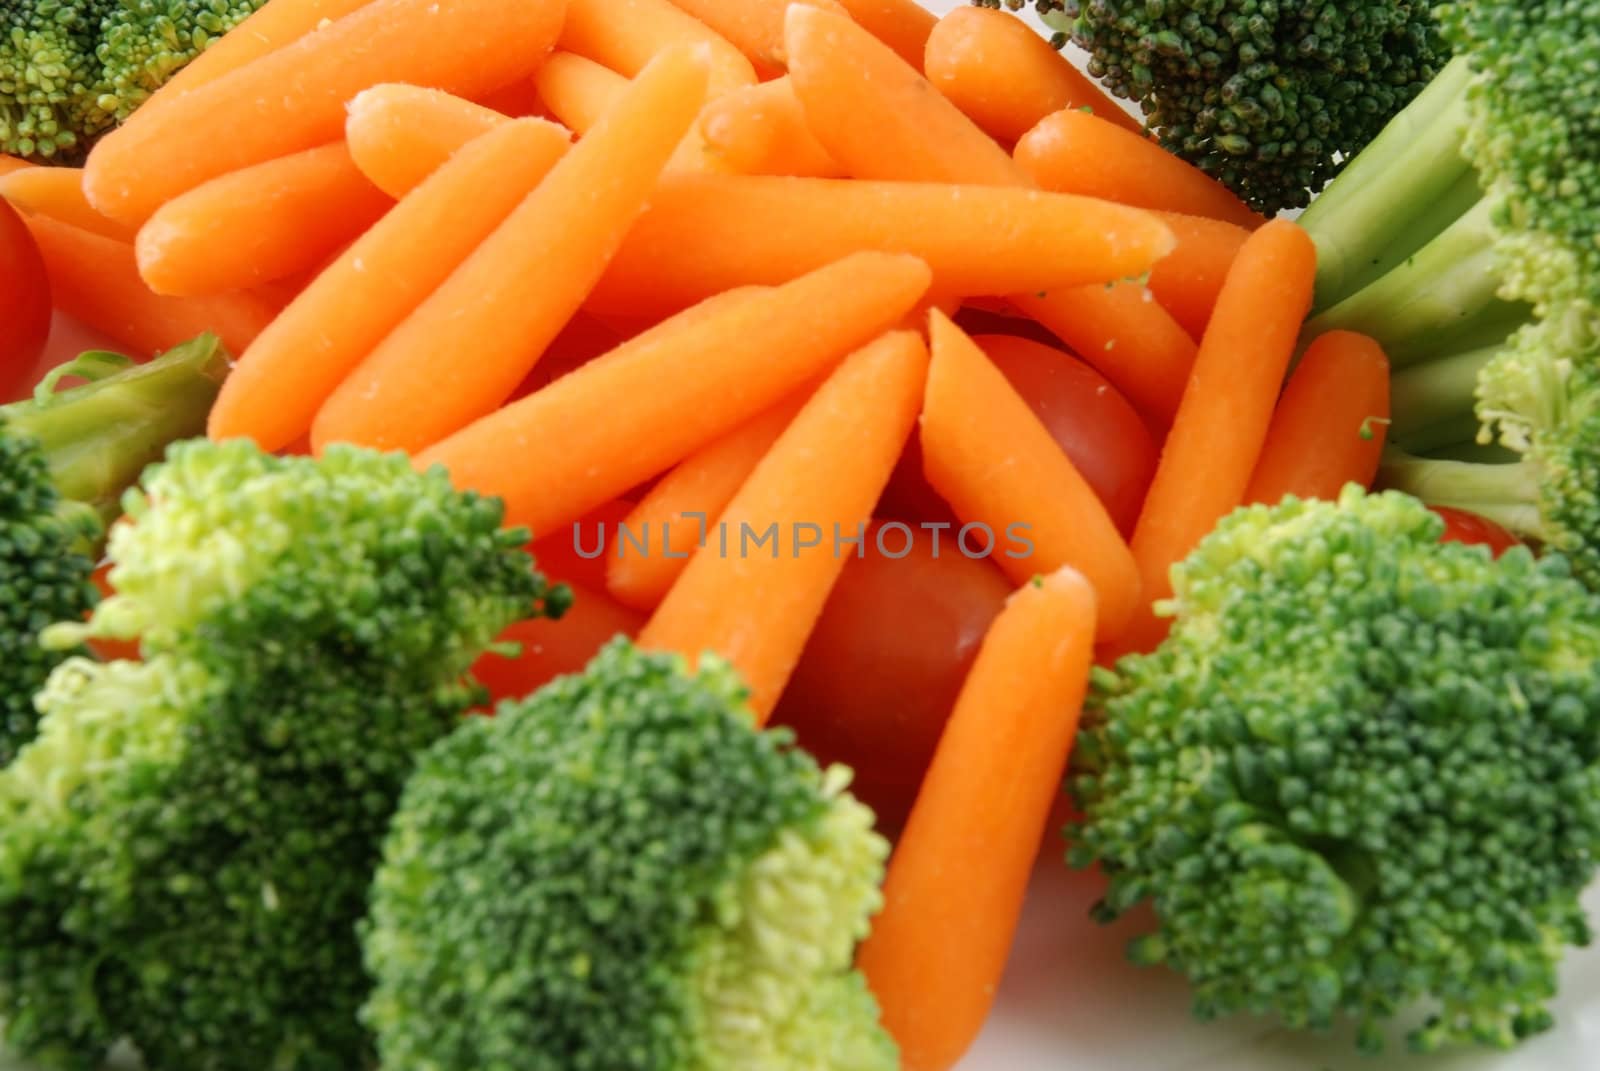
[1,0,1598,1069]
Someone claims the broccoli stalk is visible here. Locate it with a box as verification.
[1069,487,1600,1053]
[0,335,228,767]
[361,637,897,1071]
[0,439,568,1070]
[1292,1,1600,580]
[0,0,268,159]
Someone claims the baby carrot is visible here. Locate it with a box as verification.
[1015,108,1263,230]
[836,0,939,70]
[1146,212,1251,340]
[529,499,637,593]
[924,6,1143,143]
[606,394,808,611]
[208,119,570,452]
[135,142,391,296]
[1124,218,1318,650]
[344,85,512,198]
[921,312,1140,639]
[560,0,756,95]
[588,173,1175,317]
[697,77,844,178]
[0,156,31,177]
[659,0,839,73]
[415,251,933,536]
[83,0,567,225]
[1245,331,1391,506]
[859,565,1096,1071]
[1010,284,1197,433]
[312,45,711,454]
[534,51,721,172]
[22,215,277,358]
[638,330,929,721]
[0,167,135,242]
[785,3,1027,185]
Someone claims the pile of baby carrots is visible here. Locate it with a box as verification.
[0,1,1395,1068]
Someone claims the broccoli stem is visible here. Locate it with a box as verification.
[0,335,230,525]
[1378,449,1544,538]
[1305,198,1527,367]
[1389,345,1498,445]
[1299,55,1477,310]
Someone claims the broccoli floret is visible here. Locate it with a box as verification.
[0,336,227,766]
[1068,486,1600,1053]
[361,637,897,1071]
[0,0,267,160]
[974,0,1448,214]
[0,439,567,1070]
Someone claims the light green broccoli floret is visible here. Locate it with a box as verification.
[0,439,566,1071]
[361,637,897,1071]
[1068,487,1600,1053]
[0,0,267,159]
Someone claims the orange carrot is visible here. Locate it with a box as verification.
[344,85,513,198]
[22,215,277,358]
[208,119,570,452]
[132,0,377,118]
[0,167,135,241]
[1010,285,1197,432]
[606,393,808,611]
[836,0,939,70]
[415,251,933,536]
[1016,108,1263,230]
[785,3,1027,186]
[638,330,929,720]
[474,581,646,703]
[0,156,31,177]
[476,76,549,118]
[311,46,711,454]
[533,51,720,172]
[530,499,638,593]
[859,565,1096,1071]
[1245,331,1391,505]
[1124,219,1318,651]
[136,142,390,296]
[1147,211,1251,340]
[924,6,1143,143]
[920,311,1140,639]
[559,0,756,95]
[659,0,842,73]
[697,76,844,178]
[588,172,1175,317]
[82,0,567,225]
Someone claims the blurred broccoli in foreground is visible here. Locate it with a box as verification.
[1069,487,1600,1053]
[362,637,897,1071]
[0,439,565,1070]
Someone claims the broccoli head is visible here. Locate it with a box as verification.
[0,0,267,159]
[1068,487,1600,1053]
[361,637,897,1071]
[0,337,227,766]
[0,439,566,1070]
[976,0,1449,213]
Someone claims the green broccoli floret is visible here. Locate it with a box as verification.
[0,438,566,1070]
[1068,486,1600,1053]
[974,0,1448,214]
[361,637,896,1071]
[0,336,227,766]
[0,0,267,160]
[1298,1,1600,576]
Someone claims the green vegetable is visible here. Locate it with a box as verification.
[974,0,1448,214]
[1296,1,1600,581]
[361,637,896,1071]
[0,0,268,160]
[0,438,567,1070]
[1068,486,1600,1053]
[0,335,227,766]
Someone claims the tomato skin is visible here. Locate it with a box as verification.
[771,524,1013,832]
[0,199,51,402]
[1432,505,1521,556]
[877,330,1158,536]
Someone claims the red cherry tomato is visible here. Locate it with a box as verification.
[878,331,1158,535]
[0,199,52,402]
[771,523,1013,832]
[1432,505,1521,556]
